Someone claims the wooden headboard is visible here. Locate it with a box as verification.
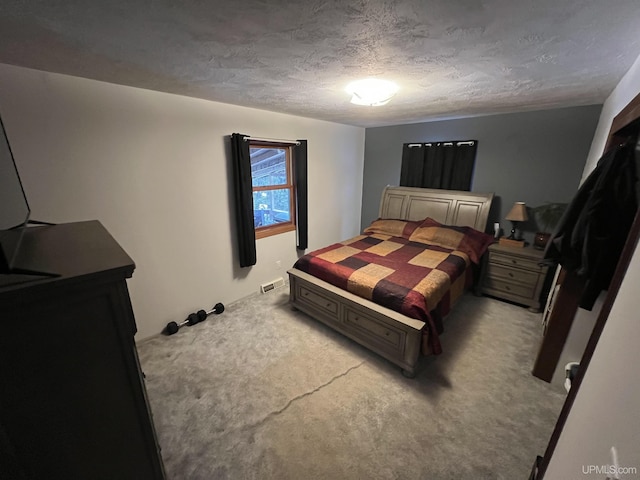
[378,186,494,231]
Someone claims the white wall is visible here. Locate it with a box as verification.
[0,64,365,340]
[581,54,640,181]
[544,53,640,478]
[550,293,603,386]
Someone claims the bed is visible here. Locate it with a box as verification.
[288,186,494,377]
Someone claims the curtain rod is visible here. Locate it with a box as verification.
[408,140,475,148]
[243,135,300,146]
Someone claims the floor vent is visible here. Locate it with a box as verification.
[260,277,285,294]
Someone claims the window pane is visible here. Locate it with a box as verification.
[250,147,287,187]
[253,189,291,228]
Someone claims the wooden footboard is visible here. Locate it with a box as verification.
[288,268,425,376]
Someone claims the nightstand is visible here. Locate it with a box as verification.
[481,243,550,312]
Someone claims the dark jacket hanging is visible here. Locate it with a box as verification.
[544,139,639,309]
[230,133,256,267]
[294,140,308,250]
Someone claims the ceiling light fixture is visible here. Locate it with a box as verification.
[345,78,399,106]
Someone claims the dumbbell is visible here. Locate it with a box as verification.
[163,302,225,335]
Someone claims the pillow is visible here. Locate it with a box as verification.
[363,218,423,239]
[408,217,494,264]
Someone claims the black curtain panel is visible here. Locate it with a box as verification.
[422,144,446,188]
[294,140,308,250]
[448,142,478,190]
[399,143,425,187]
[230,133,256,267]
[400,141,478,191]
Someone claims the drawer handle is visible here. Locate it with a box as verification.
[509,272,514,277]
[326,303,331,308]
[303,292,309,296]
[505,286,511,291]
[511,259,517,264]
[385,331,390,336]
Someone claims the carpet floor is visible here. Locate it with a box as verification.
[137,288,566,480]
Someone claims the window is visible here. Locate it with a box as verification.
[230,133,307,267]
[250,142,296,239]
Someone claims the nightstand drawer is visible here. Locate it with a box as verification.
[484,277,536,299]
[489,252,543,272]
[486,263,539,286]
[481,244,550,311]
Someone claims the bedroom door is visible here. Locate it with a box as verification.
[535,91,640,479]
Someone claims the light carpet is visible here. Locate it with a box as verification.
[137,288,566,479]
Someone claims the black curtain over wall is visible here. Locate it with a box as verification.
[400,141,478,191]
[230,133,256,267]
[294,140,308,250]
[399,143,424,187]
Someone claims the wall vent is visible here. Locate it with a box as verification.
[260,277,285,294]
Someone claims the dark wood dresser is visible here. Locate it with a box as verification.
[0,221,165,479]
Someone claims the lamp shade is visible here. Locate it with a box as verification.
[505,202,528,222]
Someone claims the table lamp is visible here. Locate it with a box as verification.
[505,201,528,241]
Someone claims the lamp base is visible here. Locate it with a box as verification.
[499,237,526,248]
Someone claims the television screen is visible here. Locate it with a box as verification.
[0,113,31,273]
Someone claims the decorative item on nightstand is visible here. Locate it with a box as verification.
[532,202,568,250]
[499,201,528,248]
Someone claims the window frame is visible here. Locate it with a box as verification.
[249,141,296,239]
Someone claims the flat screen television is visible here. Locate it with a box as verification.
[0,113,31,274]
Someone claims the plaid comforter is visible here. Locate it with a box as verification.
[293,233,474,355]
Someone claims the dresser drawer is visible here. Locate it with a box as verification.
[297,285,340,321]
[484,277,536,299]
[489,252,543,272]
[343,307,404,353]
[486,263,539,287]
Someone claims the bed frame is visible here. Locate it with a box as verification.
[288,186,494,376]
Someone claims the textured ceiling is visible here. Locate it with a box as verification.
[1,0,640,127]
